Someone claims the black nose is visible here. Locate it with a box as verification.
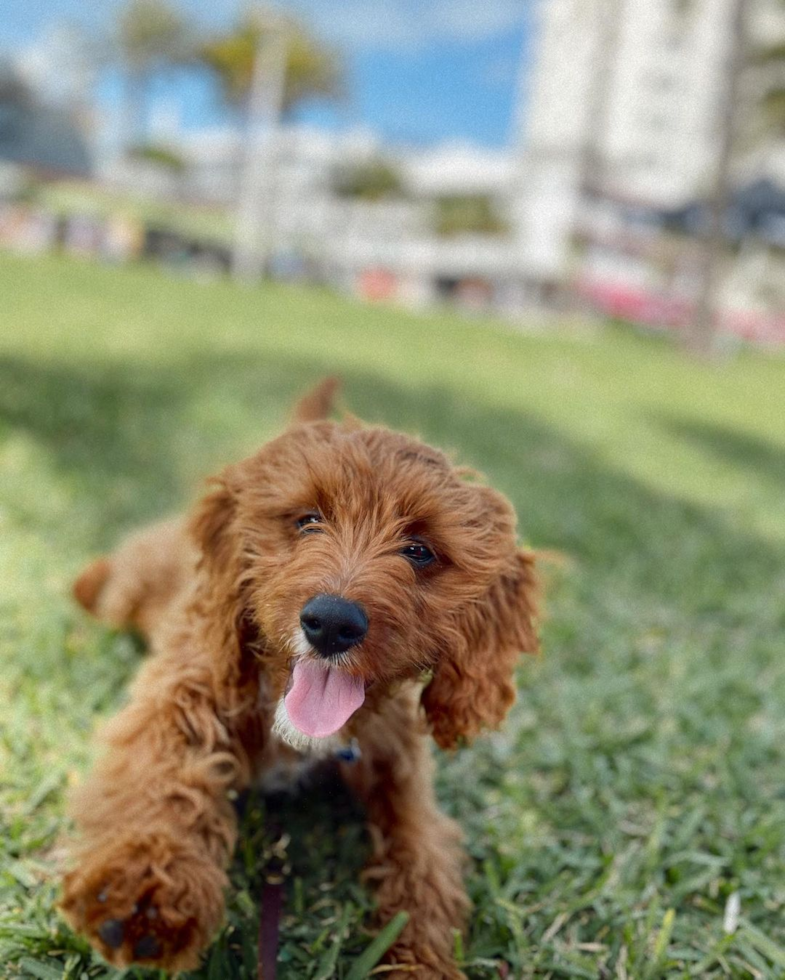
[300,594,368,657]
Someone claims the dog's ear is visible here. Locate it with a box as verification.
[190,476,258,707]
[290,376,341,424]
[422,541,539,751]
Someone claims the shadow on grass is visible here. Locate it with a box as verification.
[0,353,331,546]
[655,414,785,488]
[0,349,781,611]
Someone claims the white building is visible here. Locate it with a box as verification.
[100,116,522,306]
[515,0,741,283]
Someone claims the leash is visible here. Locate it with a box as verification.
[256,740,361,979]
[258,832,290,980]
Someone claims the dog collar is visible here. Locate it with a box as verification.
[334,738,361,764]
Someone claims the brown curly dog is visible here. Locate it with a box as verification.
[61,378,539,978]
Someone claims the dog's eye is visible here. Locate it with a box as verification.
[401,541,436,567]
[296,513,323,534]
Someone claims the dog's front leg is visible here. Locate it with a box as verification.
[342,699,470,980]
[60,628,260,973]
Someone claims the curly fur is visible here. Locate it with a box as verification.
[61,379,539,977]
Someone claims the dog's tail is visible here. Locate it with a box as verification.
[73,557,113,615]
[291,376,341,423]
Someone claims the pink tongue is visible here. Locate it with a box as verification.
[285,660,365,738]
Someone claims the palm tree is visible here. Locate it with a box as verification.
[198,9,345,279]
[197,9,344,119]
[116,0,191,149]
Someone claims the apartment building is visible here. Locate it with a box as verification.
[514,0,739,283]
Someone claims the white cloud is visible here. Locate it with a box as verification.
[433,0,524,42]
[7,1,526,65]
[286,0,526,51]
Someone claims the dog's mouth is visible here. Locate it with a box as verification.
[283,659,366,739]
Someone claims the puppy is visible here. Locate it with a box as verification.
[61,379,539,978]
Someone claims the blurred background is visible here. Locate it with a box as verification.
[1,0,784,352]
[2,3,785,979]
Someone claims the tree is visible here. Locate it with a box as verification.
[197,9,344,117]
[433,195,509,238]
[689,0,785,354]
[116,0,191,148]
[685,0,747,354]
[333,159,404,201]
[128,142,186,172]
[750,8,785,139]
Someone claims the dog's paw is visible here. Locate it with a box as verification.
[60,830,226,972]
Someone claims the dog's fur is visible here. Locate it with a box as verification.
[60,380,539,978]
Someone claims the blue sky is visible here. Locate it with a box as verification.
[1,0,532,148]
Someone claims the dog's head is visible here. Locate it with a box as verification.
[192,411,538,751]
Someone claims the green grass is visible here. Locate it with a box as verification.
[1,252,784,979]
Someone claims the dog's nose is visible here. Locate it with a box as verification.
[300,594,368,657]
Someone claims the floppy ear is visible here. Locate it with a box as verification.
[422,548,539,750]
[190,477,259,709]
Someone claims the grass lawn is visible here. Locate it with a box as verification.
[1,252,784,979]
